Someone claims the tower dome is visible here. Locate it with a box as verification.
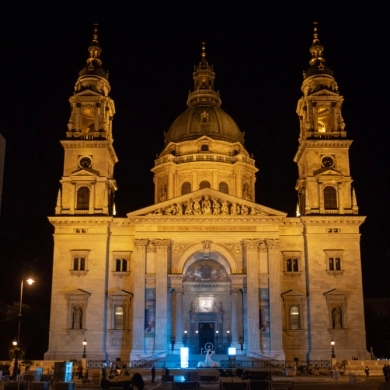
[164,42,245,145]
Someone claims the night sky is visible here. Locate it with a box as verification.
[0,1,389,317]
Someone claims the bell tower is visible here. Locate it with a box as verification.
[294,23,358,215]
[55,24,118,215]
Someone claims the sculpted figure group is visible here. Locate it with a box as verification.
[149,195,268,216]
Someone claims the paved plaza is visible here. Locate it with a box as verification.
[74,373,387,390]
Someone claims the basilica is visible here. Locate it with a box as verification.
[44,24,369,363]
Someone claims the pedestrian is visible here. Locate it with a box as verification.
[77,364,83,380]
[365,365,369,378]
[161,365,166,383]
[131,373,144,390]
[314,364,319,376]
[151,365,155,383]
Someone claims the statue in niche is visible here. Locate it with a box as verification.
[72,305,83,329]
[215,301,223,312]
[332,305,342,329]
[159,185,167,202]
[190,301,198,312]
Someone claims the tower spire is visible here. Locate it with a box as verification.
[187,42,221,107]
[87,23,103,68]
[309,21,325,69]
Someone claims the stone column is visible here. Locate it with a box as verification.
[169,275,185,351]
[332,102,337,131]
[167,172,174,200]
[155,240,170,352]
[266,239,285,360]
[312,102,318,132]
[243,239,260,356]
[130,239,148,359]
[94,103,100,131]
[236,171,243,198]
[75,103,81,131]
[89,183,95,214]
[229,275,245,352]
[337,182,344,214]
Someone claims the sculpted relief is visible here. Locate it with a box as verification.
[148,195,269,216]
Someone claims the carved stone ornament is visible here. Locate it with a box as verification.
[147,195,269,216]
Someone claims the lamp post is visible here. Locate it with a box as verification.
[12,340,19,379]
[82,338,87,358]
[331,338,335,359]
[17,278,35,346]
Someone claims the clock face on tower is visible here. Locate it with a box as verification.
[79,156,92,168]
[321,156,334,168]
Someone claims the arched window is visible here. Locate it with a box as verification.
[115,306,124,329]
[219,182,229,194]
[199,181,211,189]
[290,305,300,329]
[77,187,90,210]
[181,182,192,195]
[324,186,337,209]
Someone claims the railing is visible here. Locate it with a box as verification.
[155,153,254,167]
[182,336,232,355]
[129,350,167,368]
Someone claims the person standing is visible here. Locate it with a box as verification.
[161,365,166,383]
[77,364,83,380]
[151,365,155,383]
[365,365,370,378]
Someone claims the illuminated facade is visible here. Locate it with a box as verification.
[45,25,369,362]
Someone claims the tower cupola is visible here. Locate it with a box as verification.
[302,22,338,96]
[74,23,111,96]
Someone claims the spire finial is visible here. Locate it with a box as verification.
[86,22,102,67]
[92,22,99,44]
[201,41,206,59]
[309,21,325,68]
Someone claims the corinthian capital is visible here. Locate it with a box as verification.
[266,238,280,251]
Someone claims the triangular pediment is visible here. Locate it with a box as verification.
[126,188,286,217]
[70,168,100,177]
[281,290,305,298]
[323,289,349,297]
[310,89,341,98]
[313,167,343,177]
[109,289,133,297]
[72,89,103,98]
[66,289,91,297]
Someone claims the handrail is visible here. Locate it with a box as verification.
[129,351,166,367]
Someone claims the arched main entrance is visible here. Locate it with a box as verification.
[169,251,245,355]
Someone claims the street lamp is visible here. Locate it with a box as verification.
[17,278,35,346]
[331,338,335,359]
[82,338,87,358]
[12,340,19,379]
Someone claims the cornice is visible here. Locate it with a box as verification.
[126,216,286,224]
[48,216,113,226]
[294,139,353,162]
[301,216,366,226]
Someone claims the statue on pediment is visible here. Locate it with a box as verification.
[202,196,212,214]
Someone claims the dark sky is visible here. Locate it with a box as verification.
[0,1,389,311]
